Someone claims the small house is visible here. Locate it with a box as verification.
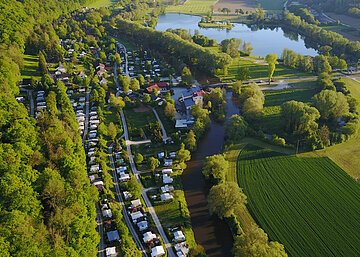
[137,220,149,231]
[163,174,173,184]
[160,193,174,202]
[131,199,142,208]
[151,246,165,257]
[143,231,157,243]
[161,185,174,193]
[163,159,173,167]
[105,247,117,257]
[174,231,186,243]
[157,152,165,159]
[102,209,113,219]
[130,211,144,223]
[119,173,130,182]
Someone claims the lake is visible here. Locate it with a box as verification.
[156,13,318,57]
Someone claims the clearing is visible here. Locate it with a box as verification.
[21,54,41,80]
[85,0,114,8]
[237,144,360,257]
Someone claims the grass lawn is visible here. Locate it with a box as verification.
[166,0,217,15]
[124,106,157,140]
[299,78,360,180]
[131,142,179,157]
[155,106,176,135]
[255,81,321,134]
[237,144,360,257]
[85,0,114,8]
[21,54,41,79]
[103,106,123,135]
[219,57,313,82]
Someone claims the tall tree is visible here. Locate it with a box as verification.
[208,182,247,219]
[265,53,278,84]
[39,51,48,75]
[313,90,349,120]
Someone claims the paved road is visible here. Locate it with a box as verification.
[79,88,105,257]
[28,90,35,117]
[83,90,91,142]
[96,202,105,257]
[120,110,176,257]
[152,108,169,143]
[116,42,130,79]
[20,88,35,117]
[127,139,151,145]
[107,145,147,256]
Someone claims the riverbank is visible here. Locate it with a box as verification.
[181,92,238,257]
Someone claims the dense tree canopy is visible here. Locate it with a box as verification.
[313,90,349,120]
[225,115,248,142]
[208,182,247,219]
[202,154,229,184]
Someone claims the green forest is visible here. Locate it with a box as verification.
[0,0,100,256]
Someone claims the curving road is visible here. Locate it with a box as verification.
[152,108,170,143]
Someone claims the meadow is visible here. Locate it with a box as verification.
[237,144,360,257]
[218,56,313,82]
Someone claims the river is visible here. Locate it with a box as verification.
[155,13,318,57]
[181,92,239,257]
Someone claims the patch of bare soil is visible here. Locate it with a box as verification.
[133,105,151,113]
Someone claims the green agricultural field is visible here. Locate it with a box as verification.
[166,0,216,15]
[237,144,360,257]
[21,54,41,79]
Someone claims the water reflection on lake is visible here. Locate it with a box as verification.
[156,13,318,57]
